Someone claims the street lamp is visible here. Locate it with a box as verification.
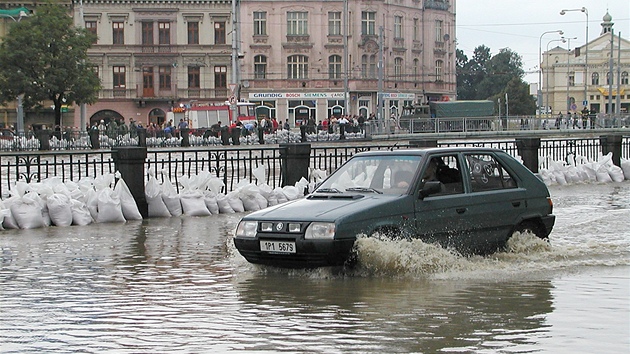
[564,37,578,113]
[560,7,588,109]
[539,30,563,113]
[545,38,566,115]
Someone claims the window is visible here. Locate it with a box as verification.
[158,22,170,45]
[85,21,97,43]
[369,54,376,78]
[254,55,267,79]
[361,55,368,78]
[465,154,516,192]
[435,60,443,81]
[413,59,419,80]
[142,22,153,45]
[188,66,200,88]
[254,12,267,36]
[622,71,629,85]
[569,72,575,86]
[422,155,464,195]
[288,55,308,79]
[435,20,443,42]
[592,72,599,85]
[361,11,376,35]
[113,66,126,88]
[328,12,341,36]
[394,57,403,80]
[159,66,171,90]
[413,18,419,41]
[287,12,308,35]
[394,16,403,38]
[329,55,342,79]
[606,72,611,85]
[112,22,124,45]
[188,22,199,44]
[215,22,226,44]
[215,66,227,88]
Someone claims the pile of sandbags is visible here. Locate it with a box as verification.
[539,152,630,186]
[0,172,142,230]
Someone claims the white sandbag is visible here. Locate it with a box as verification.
[216,193,235,213]
[0,200,5,230]
[259,184,277,206]
[255,194,268,209]
[252,165,266,185]
[85,188,99,220]
[1,197,19,229]
[161,176,182,217]
[207,177,225,195]
[114,178,143,220]
[582,164,598,182]
[46,193,73,227]
[180,190,211,216]
[11,193,46,229]
[552,170,567,185]
[227,191,245,213]
[96,189,126,223]
[607,165,625,183]
[282,185,300,200]
[595,165,613,183]
[273,187,289,204]
[71,199,93,226]
[239,184,261,211]
[145,174,170,218]
[203,191,220,215]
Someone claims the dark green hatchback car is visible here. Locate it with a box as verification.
[234,147,555,268]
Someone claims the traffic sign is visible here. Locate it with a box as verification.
[582,100,588,106]
[229,83,237,94]
[229,95,236,105]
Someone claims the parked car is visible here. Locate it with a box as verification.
[234,147,555,268]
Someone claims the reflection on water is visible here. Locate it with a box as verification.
[1,182,629,353]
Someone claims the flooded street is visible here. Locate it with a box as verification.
[1,182,629,353]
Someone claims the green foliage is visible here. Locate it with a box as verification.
[0,3,101,126]
[456,46,532,115]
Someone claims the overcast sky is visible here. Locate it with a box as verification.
[455,0,630,85]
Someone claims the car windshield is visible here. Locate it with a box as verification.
[316,155,422,195]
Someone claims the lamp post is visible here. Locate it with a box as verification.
[545,38,566,115]
[539,30,563,114]
[560,7,588,109]
[565,37,578,113]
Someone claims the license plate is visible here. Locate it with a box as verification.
[260,240,296,254]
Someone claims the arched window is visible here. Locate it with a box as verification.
[287,55,308,79]
[329,55,342,79]
[622,71,629,85]
[254,55,267,79]
[606,72,611,85]
[435,60,443,81]
[591,72,599,85]
[369,55,376,79]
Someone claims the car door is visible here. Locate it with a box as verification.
[413,154,476,251]
[461,152,527,252]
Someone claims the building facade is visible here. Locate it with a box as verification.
[67,0,455,129]
[542,12,630,116]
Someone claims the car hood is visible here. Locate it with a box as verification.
[244,193,408,222]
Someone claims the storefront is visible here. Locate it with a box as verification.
[249,92,346,126]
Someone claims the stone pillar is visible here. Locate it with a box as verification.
[137,128,147,147]
[112,147,148,218]
[600,135,622,167]
[180,128,190,147]
[37,130,51,151]
[409,139,438,148]
[516,137,541,173]
[88,129,100,149]
[280,143,311,187]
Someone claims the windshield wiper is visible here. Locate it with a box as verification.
[345,187,383,194]
[316,188,342,193]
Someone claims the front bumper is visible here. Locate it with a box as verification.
[234,236,356,268]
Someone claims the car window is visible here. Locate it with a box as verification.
[421,154,464,195]
[464,153,517,192]
[317,155,422,194]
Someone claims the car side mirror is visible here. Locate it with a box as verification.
[419,181,441,198]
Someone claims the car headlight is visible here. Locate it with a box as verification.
[304,222,336,239]
[235,221,258,238]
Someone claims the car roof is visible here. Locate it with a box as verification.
[353,146,504,157]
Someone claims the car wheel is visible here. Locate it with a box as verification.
[512,220,546,240]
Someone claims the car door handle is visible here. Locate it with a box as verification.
[512,201,521,207]
[456,208,467,214]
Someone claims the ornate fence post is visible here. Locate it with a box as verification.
[280,143,311,187]
[599,134,622,167]
[516,137,541,173]
[112,147,148,218]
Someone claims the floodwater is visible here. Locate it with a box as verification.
[1,182,629,353]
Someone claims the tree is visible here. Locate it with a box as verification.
[0,3,101,127]
[490,77,536,116]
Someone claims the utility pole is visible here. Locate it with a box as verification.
[377,26,384,132]
[607,29,613,115]
[230,0,240,120]
[343,0,349,116]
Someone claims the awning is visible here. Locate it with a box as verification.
[0,7,30,21]
[598,87,625,96]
